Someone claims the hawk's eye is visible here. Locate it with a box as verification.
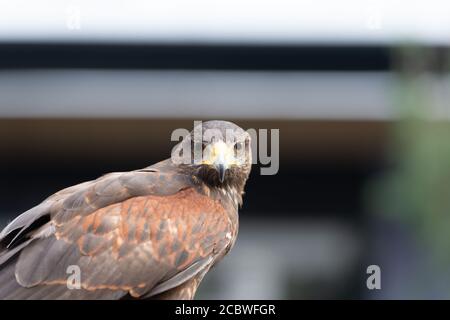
[234,142,243,154]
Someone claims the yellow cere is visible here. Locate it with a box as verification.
[202,141,237,166]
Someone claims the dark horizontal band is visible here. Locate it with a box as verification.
[0,43,391,70]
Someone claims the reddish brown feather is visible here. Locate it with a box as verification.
[53,187,232,296]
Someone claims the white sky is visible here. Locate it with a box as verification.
[0,0,449,44]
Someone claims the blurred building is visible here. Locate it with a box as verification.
[1,0,450,299]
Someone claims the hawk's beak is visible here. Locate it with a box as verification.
[213,143,229,183]
[202,140,234,183]
[217,163,226,183]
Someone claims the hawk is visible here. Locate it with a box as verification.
[0,120,252,299]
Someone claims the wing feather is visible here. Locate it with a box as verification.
[0,163,233,299]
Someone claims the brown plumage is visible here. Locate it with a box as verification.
[0,120,252,299]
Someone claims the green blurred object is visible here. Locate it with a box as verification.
[368,45,450,268]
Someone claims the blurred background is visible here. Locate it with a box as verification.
[1,0,450,299]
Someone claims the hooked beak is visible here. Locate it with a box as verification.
[213,145,229,183]
[202,140,234,183]
[216,163,227,183]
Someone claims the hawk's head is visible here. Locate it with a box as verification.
[172,120,252,189]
